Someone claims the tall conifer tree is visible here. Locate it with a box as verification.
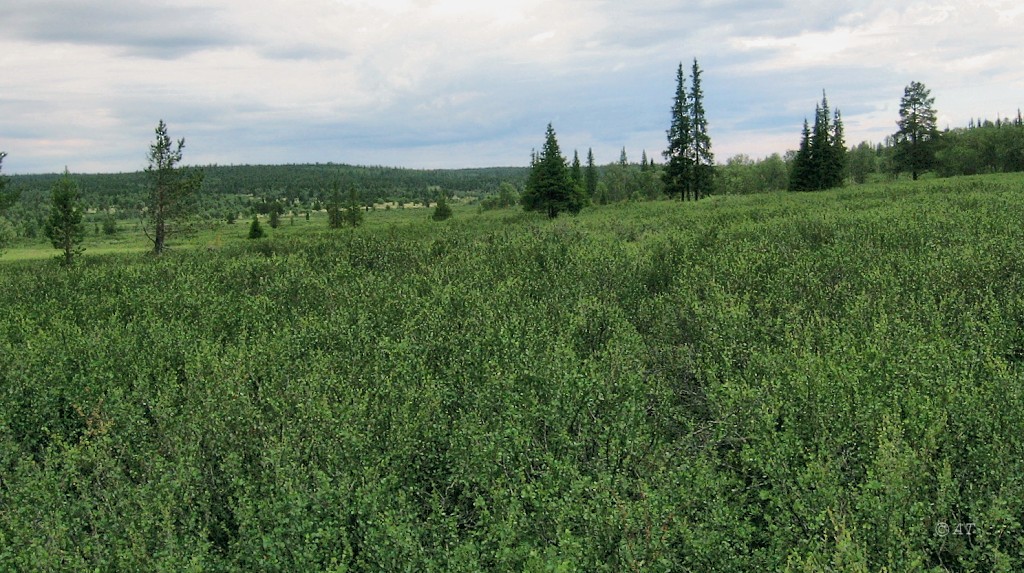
[690,59,714,200]
[894,81,939,180]
[663,63,693,200]
[829,109,847,187]
[789,120,814,191]
[585,148,599,198]
[571,150,583,190]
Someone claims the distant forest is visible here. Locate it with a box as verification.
[5,164,530,231]
[3,96,1022,239]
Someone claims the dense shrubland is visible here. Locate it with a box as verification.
[2,174,1024,570]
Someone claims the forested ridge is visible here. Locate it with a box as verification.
[6,163,529,217]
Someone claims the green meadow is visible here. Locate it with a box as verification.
[2,175,1024,571]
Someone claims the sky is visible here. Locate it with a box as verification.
[1,0,1022,174]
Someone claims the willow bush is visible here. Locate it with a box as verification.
[2,174,1023,571]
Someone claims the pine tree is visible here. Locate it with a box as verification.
[143,120,203,255]
[663,63,693,200]
[45,169,85,266]
[521,123,579,218]
[894,81,939,180]
[690,59,715,200]
[585,148,599,199]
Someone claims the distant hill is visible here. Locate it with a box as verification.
[8,163,530,216]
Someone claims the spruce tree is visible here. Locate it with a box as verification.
[690,59,715,200]
[789,120,813,191]
[663,63,693,200]
[521,123,579,218]
[585,148,599,199]
[45,169,85,266]
[789,92,846,191]
[569,150,587,213]
[248,215,265,239]
[571,150,583,192]
[432,191,452,221]
[829,109,847,188]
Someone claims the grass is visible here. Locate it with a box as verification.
[1,204,453,262]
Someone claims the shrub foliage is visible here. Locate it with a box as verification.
[2,175,1024,570]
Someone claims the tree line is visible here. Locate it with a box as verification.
[521,59,714,217]
[3,74,1022,255]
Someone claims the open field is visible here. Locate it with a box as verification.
[2,175,1024,570]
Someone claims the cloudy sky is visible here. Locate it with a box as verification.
[2,0,1022,174]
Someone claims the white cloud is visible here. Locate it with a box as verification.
[0,0,1021,173]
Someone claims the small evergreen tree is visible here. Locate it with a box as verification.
[248,215,265,239]
[521,123,580,218]
[327,182,344,229]
[432,191,452,221]
[585,148,599,198]
[45,169,85,266]
[571,150,583,193]
[344,185,364,227]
